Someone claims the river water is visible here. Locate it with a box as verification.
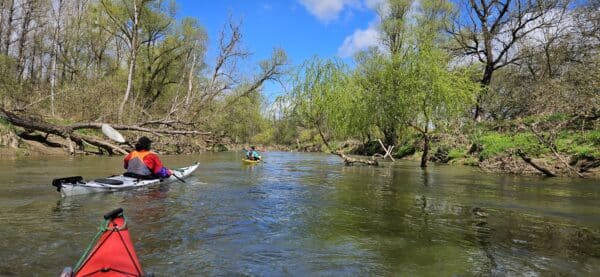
[0,151,598,276]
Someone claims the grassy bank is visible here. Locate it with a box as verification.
[273,117,600,178]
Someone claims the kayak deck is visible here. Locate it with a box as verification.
[60,208,146,277]
[53,162,199,197]
[241,159,261,164]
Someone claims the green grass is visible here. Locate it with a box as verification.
[476,132,544,160]
[74,128,103,136]
[447,148,466,160]
[0,117,15,132]
[578,130,600,146]
[46,118,76,126]
[462,157,479,166]
[556,130,600,159]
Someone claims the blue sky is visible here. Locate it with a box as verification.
[175,0,385,99]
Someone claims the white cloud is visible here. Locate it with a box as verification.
[364,0,385,10]
[299,0,358,22]
[262,3,273,11]
[299,0,385,22]
[338,24,381,57]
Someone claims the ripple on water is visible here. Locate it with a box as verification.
[0,152,599,276]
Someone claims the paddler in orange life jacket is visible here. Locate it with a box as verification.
[124,136,172,179]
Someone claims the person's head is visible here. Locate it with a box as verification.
[250,146,255,150]
[135,136,152,151]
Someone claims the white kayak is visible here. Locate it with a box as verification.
[52,163,200,197]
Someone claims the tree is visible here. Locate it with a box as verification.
[403,48,477,167]
[290,56,377,165]
[100,0,151,123]
[377,0,414,56]
[448,0,568,120]
[291,57,343,149]
[352,50,406,147]
[346,0,417,147]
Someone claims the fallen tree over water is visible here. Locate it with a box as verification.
[0,108,210,155]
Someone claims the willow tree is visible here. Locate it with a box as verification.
[403,48,477,167]
[350,0,477,166]
[352,50,408,147]
[290,56,377,165]
[353,0,415,147]
[403,0,479,167]
[290,57,347,150]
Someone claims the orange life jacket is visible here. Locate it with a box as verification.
[126,150,153,176]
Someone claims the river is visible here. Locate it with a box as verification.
[0,151,598,276]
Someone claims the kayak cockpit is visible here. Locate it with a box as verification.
[93,178,125,185]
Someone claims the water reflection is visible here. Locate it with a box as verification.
[0,152,598,275]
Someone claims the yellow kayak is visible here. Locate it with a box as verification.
[241,158,261,164]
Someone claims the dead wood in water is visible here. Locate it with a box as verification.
[0,108,210,155]
[515,149,557,177]
[333,151,379,166]
[311,122,378,166]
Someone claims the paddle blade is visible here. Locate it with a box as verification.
[101,124,126,143]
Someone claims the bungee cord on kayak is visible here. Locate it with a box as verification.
[63,208,146,277]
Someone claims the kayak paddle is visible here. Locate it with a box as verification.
[101,124,185,184]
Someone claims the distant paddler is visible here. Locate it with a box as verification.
[242,146,262,161]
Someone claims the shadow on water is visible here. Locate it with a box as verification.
[0,152,598,275]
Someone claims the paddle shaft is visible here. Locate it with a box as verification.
[172,172,186,183]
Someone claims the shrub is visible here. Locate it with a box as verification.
[394,144,416,158]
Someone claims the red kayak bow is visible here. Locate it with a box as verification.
[61,208,146,277]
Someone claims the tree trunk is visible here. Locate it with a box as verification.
[474,65,494,121]
[185,47,197,107]
[50,0,63,116]
[0,0,4,47]
[3,0,15,56]
[118,0,139,123]
[421,132,429,168]
[515,149,556,177]
[16,0,32,82]
[0,108,209,155]
[383,126,397,147]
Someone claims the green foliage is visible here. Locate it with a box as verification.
[394,144,416,158]
[401,47,478,132]
[216,92,266,143]
[570,145,599,159]
[211,144,229,152]
[462,157,479,166]
[298,129,315,143]
[252,127,274,145]
[447,149,466,160]
[290,57,352,149]
[353,50,407,145]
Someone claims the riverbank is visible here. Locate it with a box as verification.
[268,127,600,178]
[2,118,598,178]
